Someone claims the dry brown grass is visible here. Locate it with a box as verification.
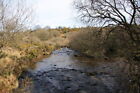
[0,26,139,93]
[0,29,64,93]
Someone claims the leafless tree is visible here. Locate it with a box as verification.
[74,1,140,92]
[0,0,33,44]
[74,0,140,45]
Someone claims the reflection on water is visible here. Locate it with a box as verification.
[15,48,127,93]
[32,48,95,73]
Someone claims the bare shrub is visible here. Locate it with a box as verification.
[31,29,61,41]
[69,27,133,58]
[0,0,33,46]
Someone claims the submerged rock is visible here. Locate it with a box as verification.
[15,48,128,93]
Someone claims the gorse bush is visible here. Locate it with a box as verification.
[0,51,7,58]
[31,29,61,41]
[0,28,62,93]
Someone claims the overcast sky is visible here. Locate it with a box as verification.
[31,0,83,28]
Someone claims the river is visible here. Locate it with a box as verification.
[15,48,129,93]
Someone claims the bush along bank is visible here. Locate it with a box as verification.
[0,43,59,93]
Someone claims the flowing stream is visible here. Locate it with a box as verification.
[16,48,129,93]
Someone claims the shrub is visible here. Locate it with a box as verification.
[69,28,104,58]
[0,51,7,58]
[31,29,61,41]
[69,27,133,59]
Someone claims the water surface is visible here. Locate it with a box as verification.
[16,48,128,93]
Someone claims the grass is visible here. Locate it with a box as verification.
[0,29,65,93]
[0,26,139,93]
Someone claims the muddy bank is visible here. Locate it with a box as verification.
[14,48,129,93]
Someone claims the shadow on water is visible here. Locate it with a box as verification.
[14,48,129,93]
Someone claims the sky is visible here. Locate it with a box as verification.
[30,0,83,28]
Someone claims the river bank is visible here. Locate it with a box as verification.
[14,48,130,93]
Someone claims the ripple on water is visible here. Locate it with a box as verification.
[16,48,126,93]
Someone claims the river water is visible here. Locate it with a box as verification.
[15,48,129,93]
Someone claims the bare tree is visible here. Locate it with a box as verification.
[74,0,140,45]
[0,0,33,44]
[74,1,140,92]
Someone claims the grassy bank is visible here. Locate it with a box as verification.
[0,29,69,93]
[0,26,139,93]
[67,27,140,93]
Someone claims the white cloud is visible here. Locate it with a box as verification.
[32,0,82,28]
